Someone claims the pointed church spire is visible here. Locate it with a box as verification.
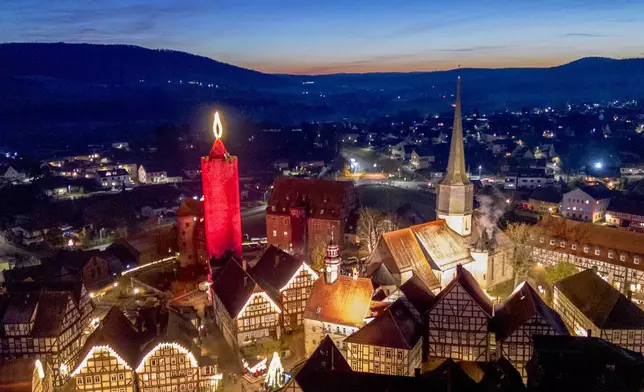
[441,77,470,185]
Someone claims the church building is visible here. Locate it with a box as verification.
[367,77,514,292]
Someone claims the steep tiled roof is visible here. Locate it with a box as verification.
[430,265,493,316]
[304,276,373,327]
[0,291,74,338]
[294,336,352,390]
[267,177,355,219]
[75,307,141,370]
[345,299,422,350]
[249,246,307,299]
[555,269,644,329]
[533,216,644,271]
[491,282,568,341]
[176,198,204,217]
[212,260,258,317]
[398,275,435,315]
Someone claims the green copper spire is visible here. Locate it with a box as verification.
[441,77,470,186]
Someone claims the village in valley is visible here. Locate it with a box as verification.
[3,77,644,392]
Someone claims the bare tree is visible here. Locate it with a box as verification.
[504,222,543,287]
[310,243,327,273]
[357,208,396,254]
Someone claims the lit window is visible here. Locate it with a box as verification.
[94,376,101,383]
[635,257,641,265]
[595,249,601,256]
[539,237,544,243]
[560,241,566,248]
[272,230,277,237]
[76,377,83,385]
[620,255,626,262]
[608,251,614,259]
[118,374,124,381]
[584,246,589,253]
[549,239,556,245]
[283,231,288,236]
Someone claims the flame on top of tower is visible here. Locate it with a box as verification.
[213,111,223,140]
[208,111,229,158]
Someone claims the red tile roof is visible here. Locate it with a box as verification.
[304,276,373,327]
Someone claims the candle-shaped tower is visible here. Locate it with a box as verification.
[201,112,242,259]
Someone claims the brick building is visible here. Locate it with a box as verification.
[266,177,358,254]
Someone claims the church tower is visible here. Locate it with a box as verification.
[324,235,341,285]
[436,77,474,236]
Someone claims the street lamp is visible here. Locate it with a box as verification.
[478,165,482,178]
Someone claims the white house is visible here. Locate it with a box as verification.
[560,186,611,222]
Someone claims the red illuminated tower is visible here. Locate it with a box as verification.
[201,112,242,259]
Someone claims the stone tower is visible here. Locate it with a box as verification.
[436,77,474,236]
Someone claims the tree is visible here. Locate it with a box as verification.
[544,262,579,286]
[357,208,396,254]
[264,352,284,390]
[310,243,327,273]
[504,222,543,287]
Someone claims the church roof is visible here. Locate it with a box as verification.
[412,220,473,270]
[440,77,470,186]
[304,275,373,327]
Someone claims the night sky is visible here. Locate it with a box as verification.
[3,0,643,74]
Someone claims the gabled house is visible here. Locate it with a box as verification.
[553,269,644,352]
[427,265,493,362]
[490,282,569,380]
[345,299,423,376]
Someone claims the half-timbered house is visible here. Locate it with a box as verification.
[345,299,423,376]
[211,260,282,351]
[71,307,139,392]
[427,265,493,362]
[0,282,94,388]
[249,246,318,328]
[136,309,221,392]
[490,282,569,380]
[553,269,644,352]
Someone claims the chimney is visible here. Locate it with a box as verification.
[242,259,247,271]
[414,368,421,377]
[456,264,463,274]
[587,329,592,337]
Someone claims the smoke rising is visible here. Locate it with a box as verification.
[476,188,507,244]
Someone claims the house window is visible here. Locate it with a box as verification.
[572,244,577,250]
[635,257,641,265]
[397,351,403,360]
[608,251,614,259]
[560,241,566,247]
[272,230,277,237]
[76,377,83,385]
[613,331,620,340]
[94,376,101,383]
[118,374,125,381]
[151,359,157,366]
[584,246,589,253]
[595,249,600,256]
[539,237,544,243]
[620,255,626,262]
[375,348,380,356]
[111,374,117,382]
[385,349,392,359]
[85,376,92,384]
[549,239,556,245]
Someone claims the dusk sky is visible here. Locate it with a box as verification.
[3,0,643,74]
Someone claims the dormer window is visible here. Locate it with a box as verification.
[595,249,601,256]
[549,239,556,246]
[560,241,566,248]
[635,257,641,265]
[584,246,589,253]
[539,237,545,243]
[530,234,535,241]
[572,244,578,250]
[608,251,614,259]
[620,255,626,262]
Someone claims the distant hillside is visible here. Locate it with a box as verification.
[0,42,290,88]
[290,56,644,108]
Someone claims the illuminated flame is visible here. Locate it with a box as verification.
[213,112,223,139]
